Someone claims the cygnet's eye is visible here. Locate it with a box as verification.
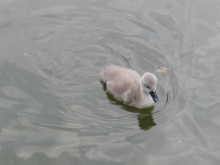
[146,85,150,89]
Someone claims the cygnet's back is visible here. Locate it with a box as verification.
[101,65,141,105]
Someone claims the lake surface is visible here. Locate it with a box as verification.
[0,0,220,164]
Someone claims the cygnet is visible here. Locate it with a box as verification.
[101,65,159,108]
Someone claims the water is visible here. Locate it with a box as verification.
[0,0,220,164]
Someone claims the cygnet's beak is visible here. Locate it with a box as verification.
[149,91,159,103]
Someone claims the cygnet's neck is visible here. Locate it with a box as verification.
[139,80,154,107]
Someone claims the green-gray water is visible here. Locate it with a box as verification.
[0,0,220,164]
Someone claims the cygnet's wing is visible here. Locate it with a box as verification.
[101,65,141,102]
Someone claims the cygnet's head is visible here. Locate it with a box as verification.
[140,72,159,103]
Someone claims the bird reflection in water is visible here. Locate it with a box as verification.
[104,90,156,131]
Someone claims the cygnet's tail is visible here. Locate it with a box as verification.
[102,82,107,88]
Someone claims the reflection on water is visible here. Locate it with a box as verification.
[105,91,156,130]
[0,0,220,164]
[137,113,156,131]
